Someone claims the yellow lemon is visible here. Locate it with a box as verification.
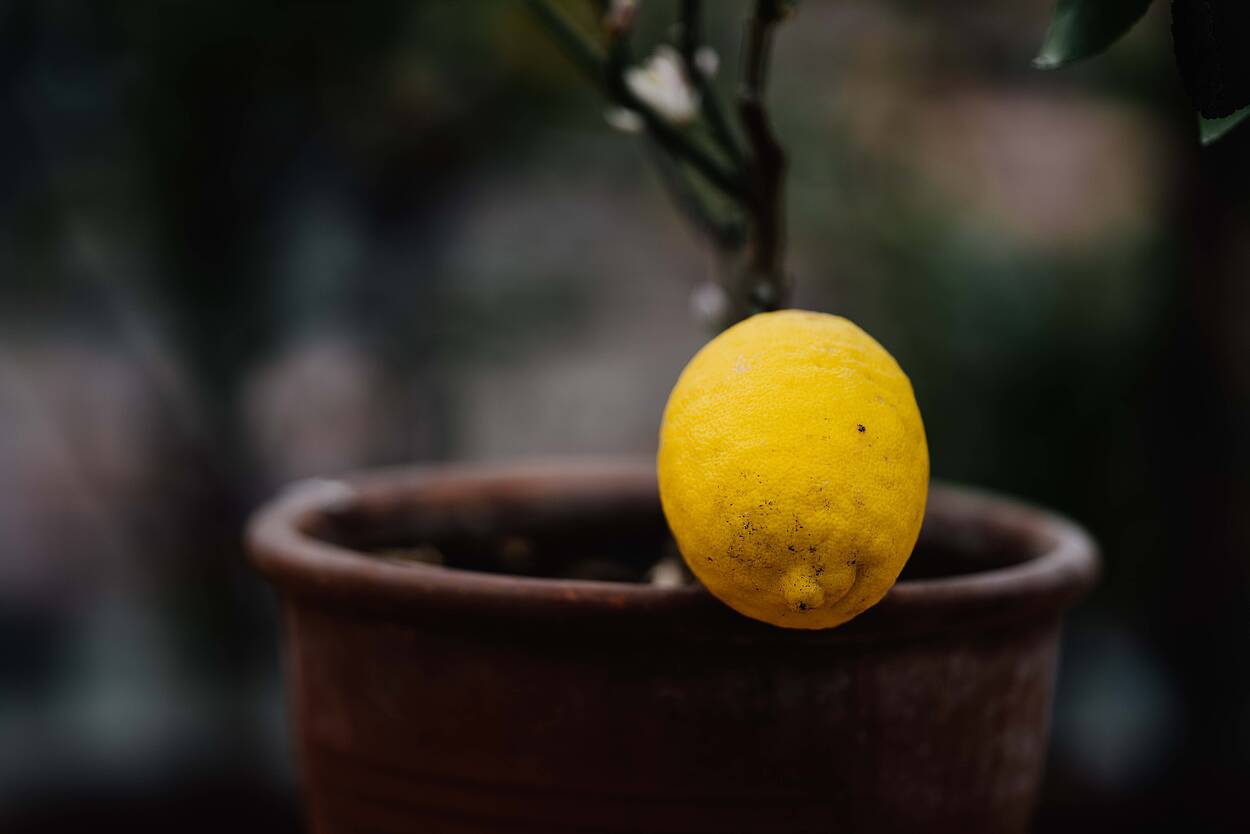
[657,309,928,629]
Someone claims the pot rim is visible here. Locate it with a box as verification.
[246,458,1099,640]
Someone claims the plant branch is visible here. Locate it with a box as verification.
[737,0,789,310]
[526,0,605,85]
[618,90,745,201]
[525,0,746,199]
[678,0,747,167]
[527,0,795,326]
[647,144,747,251]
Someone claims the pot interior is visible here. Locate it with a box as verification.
[307,478,1039,586]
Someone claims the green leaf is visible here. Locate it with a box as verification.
[1200,106,1250,146]
[1033,0,1154,70]
[1173,0,1250,119]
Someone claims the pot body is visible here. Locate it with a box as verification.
[249,461,1098,834]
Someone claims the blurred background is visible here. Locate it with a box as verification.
[2,1,1248,832]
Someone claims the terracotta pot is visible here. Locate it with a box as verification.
[248,459,1098,834]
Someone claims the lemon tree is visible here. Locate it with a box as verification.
[658,310,928,629]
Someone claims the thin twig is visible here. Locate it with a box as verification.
[607,5,742,247]
[617,88,745,200]
[526,0,605,84]
[602,0,632,75]
[737,0,789,310]
[647,145,747,250]
[525,0,746,199]
[679,0,747,167]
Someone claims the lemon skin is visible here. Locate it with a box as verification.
[657,310,929,629]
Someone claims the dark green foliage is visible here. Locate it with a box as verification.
[1172,0,1250,118]
[1036,0,1250,143]
[1200,108,1250,146]
[1034,0,1154,69]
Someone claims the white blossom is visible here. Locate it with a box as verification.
[646,556,686,588]
[604,107,644,133]
[694,46,719,79]
[690,281,729,325]
[625,45,700,125]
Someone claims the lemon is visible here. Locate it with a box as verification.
[657,309,929,629]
